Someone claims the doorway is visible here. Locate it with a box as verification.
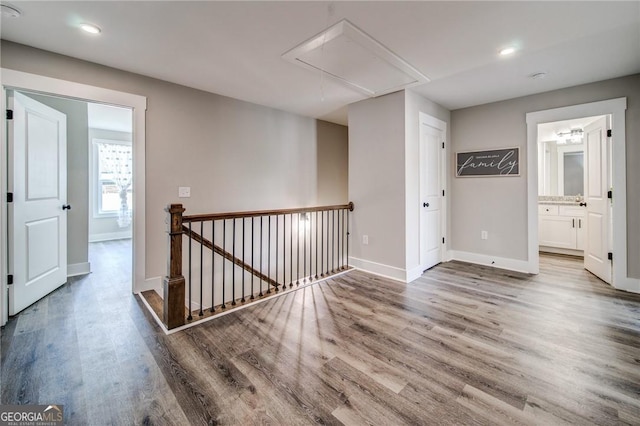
[526,97,637,292]
[1,68,147,325]
[536,114,612,284]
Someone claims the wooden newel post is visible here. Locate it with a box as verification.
[163,203,186,329]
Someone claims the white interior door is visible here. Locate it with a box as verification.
[8,91,68,315]
[583,115,611,284]
[419,121,444,270]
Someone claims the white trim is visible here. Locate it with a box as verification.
[418,112,448,272]
[1,86,7,325]
[526,97,639,293]
[1,69,148,327]
[539,247,584,257]
[135,276,163,294]
[89,232,132,243]
[406,265,424,283]
[91,137,133,218]
[449,250,531,274]
[67,262,91,277]
[349,256,408,282]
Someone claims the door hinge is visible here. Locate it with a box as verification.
[442,189,445,197]
[442,142,445,149]
[7,275,13,285]
[607,190,612,199]
[442,237,445,244]
[6,109,13,120]
[608,252,613,261]
[607,129,612,138]
[6,192,13,203]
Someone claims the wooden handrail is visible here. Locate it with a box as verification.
[182,225,280,289]
[183,202,354,223]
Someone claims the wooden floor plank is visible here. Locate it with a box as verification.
[3,246,640,425]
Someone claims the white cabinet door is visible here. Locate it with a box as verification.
[9,91,68,315]
[539,216,576,249]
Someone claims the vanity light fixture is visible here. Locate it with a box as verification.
[556,129,583,145]
[80,23,101,34]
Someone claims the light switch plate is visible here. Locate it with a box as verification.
[178,187,191,198]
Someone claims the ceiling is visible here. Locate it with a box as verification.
[537,115,603,142]
[87,102,132,133]
[2,1,639,126]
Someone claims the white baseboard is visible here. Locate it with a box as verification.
[449,250,532,274]
[615,275,640,294]
[67,262,91,277]
[134,276,162,294]
[539,246,584,257]
[89,231,132,242]
[349,256,409,283]
[406,265,424,283]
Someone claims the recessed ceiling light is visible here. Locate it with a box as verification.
[499,47,516,56]
[1,4,21,18]
[80,23,101,34]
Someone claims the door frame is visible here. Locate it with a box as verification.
[1,69,147,325]
[526,97,639,293]
[418,112,448,272]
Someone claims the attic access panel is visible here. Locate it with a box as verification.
[282,19,429,97]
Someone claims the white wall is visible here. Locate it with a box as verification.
[450,74,640,279]
[348,91,407,278]
[404,91,450,276]
[348,90,451,281]
[1,41,348,283]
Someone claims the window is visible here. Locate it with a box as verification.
[92,139,133,225]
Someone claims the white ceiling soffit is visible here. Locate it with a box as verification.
[282,19,429,98]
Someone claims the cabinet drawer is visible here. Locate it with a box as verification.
[538,205,559,216]
[560,205,585,217]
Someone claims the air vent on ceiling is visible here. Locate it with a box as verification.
[282,19,429,97]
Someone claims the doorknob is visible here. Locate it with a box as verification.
[423,202,429,208]
[62,204,71,210]
[579,202,587,207]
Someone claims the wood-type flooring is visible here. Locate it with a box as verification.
[2,242,640,425]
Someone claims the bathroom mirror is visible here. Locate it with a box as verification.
[538,141,584,196]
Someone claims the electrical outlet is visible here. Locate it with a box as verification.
[178,187,191,198]
[362,235,369,245]
[481,230,488,240]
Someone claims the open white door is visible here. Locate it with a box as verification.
[419,120,444,270]
[8,91,68,315]
[583,115,611,284]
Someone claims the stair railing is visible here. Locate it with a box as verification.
[163,202,354,329]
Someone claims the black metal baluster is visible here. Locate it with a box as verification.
[315,211,319,279]
[222,220,226,309]
[259,216,263,297]
[232,219,237,306]
[337,210,341,271]
[289,215,292,284]
[325,210,329,276]
[211,220,216,312]
[199,221,204,316]
[251,217,255,300]
[346,209,350,271]
[296,213,300,285]
[187,221,193,320]
[320,211,324,277]
[281,214,285,290]
[331,209,335,273]
[241,218,245,303]
[342,209,346,270]
[275,214,279,292]
[303,212,307,283]
[267,216,272,293]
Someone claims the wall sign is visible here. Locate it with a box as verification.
[456,147,519,177]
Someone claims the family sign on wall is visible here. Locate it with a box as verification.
[456,147,519,177]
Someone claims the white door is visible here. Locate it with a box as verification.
[583,116,611,284]
[419,121,444,270]
[8,91,68,314]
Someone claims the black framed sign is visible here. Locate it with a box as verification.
[456,147,519,177]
